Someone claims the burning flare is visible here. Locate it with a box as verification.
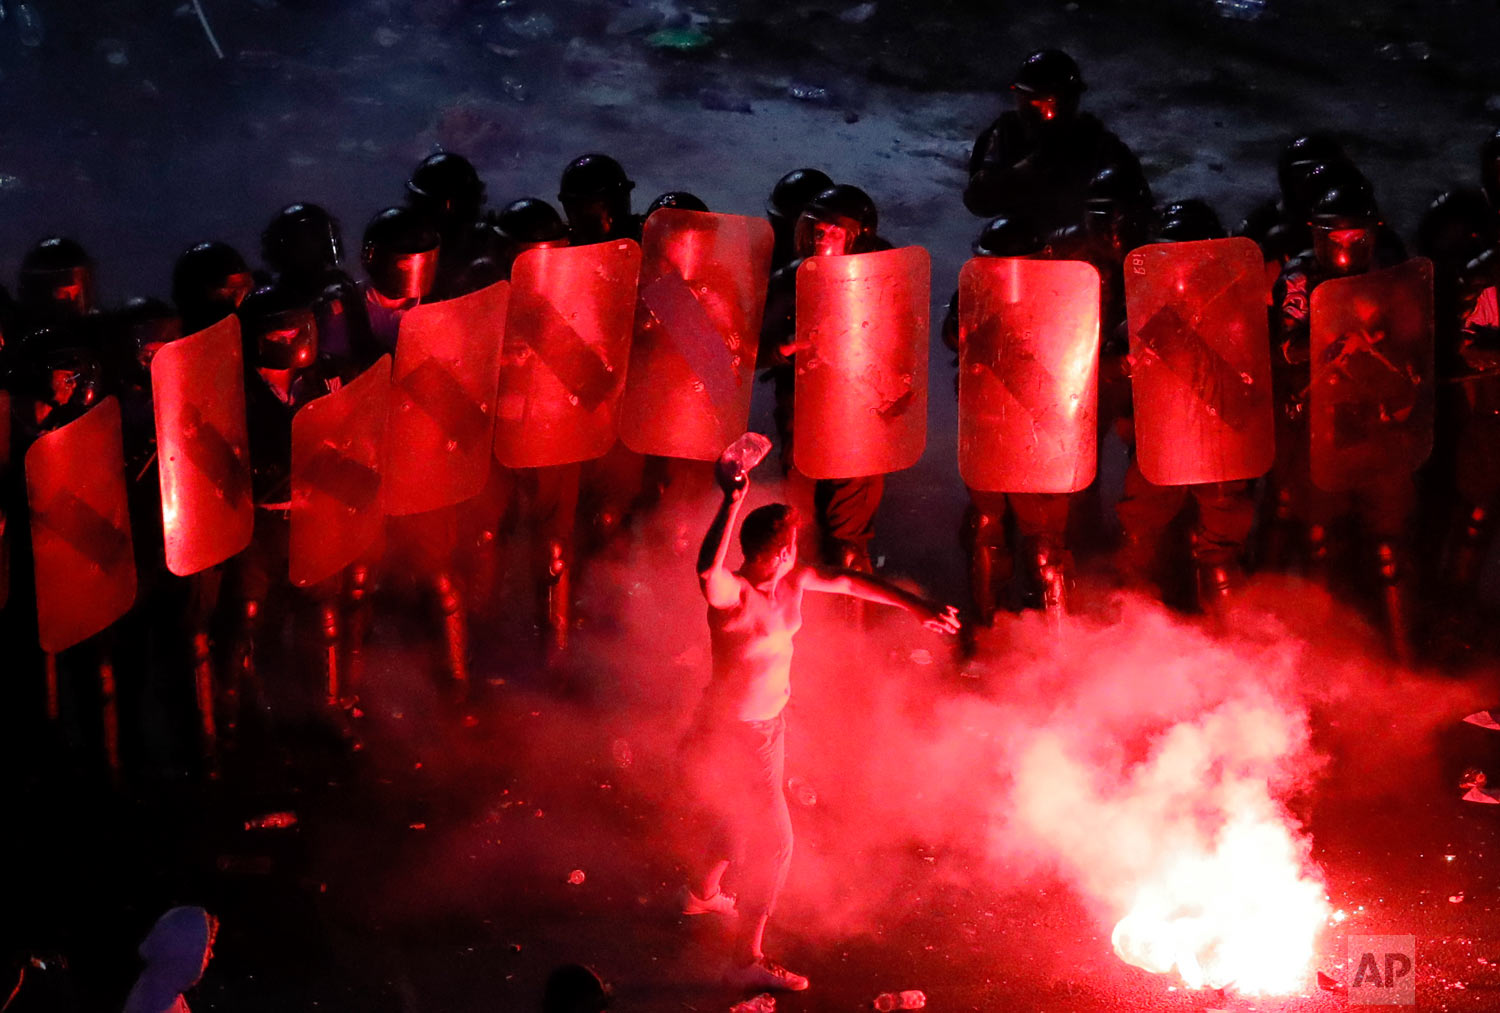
[1102,699,1330,994]
[1006,677,1328,997]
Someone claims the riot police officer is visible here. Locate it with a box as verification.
[1271,185,1421,660]
[406,151,506,300]
[261,204,367,363]
[942,216,1076,622]
[1238,134,1351,278]
[357,206,442,360]
[485,196,582,665]
[558,153,642,245]
[172,242,256,335]
[1112,200,1260,610]
[766,168,834,273]
[354,206,476,695]
[761,183,890,573]
[965,49,1144,239]
[233,284,349,719]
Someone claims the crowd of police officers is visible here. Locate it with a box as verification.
[2,47,1497,779]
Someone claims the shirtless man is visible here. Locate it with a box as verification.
[681,464,960,992]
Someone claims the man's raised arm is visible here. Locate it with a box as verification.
[697,474,748,610]
[801,566,961,634]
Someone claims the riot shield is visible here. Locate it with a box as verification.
[619,209,774,461]
[386,279,508,514]
[151,315,255,576]
[494,240,642,468]
[958,257,1099,493]
[26,397,136,652]
[792,246,929,479]
[290,357,391,587]
[1309,258,1435,492]
[1124,237,1275,486]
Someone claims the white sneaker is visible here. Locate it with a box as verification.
[1464,710,1500,731]
[724,957,810,992]
[677,885,737,916]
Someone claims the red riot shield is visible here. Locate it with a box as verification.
[151,315,255,576]
[1309,258,1435,492]
[290,357,391,587]
[494,240,642,468]
[386,280,508,514]
[619,210,774,461]
[793,246,929,479]
[1124,238,1276,486]
[958,257,1100,493]
[26,398,136,652]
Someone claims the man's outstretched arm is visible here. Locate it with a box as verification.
[697,476,747,610]
[801,567,961,634]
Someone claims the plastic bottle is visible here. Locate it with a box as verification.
[716,432,772,487]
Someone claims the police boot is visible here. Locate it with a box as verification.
[969,543,1010,628]
[1375,541,1416,667]
[1448,504,1492,592]
[435,573,470,693]
[342,565,372,706]
[318,599,343,708]
[1033,542,1070,621]
[543,539,571,667]
[190,630,218,763]
[1195,562,1240,620]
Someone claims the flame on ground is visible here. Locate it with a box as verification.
[1109,806,1330,993]
[1102,699,1330,994]
[1004,656,1330,998]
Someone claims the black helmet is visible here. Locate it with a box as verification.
[803,184,878,234]
[1156,199,1226,242]
[361,207,441,301]
[116,296,183,375]
[559,153,634,201]
[173,242,255,331]
[1010,49,1085,96]
[19,236,95,319]
[1310,184,1382,229]
[796,184,879,257]
[406,151,486,220]
[767,168,834,220]
[1416,188,1496,265]
[239,285,318,372]
[493,198,570,247]
[1305,161,1374,209]
[973,216,1042,257]
[646,191,709,217]
[1085,165,1152,212]
[1277,134,1346,188]
[261,203,343,276]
